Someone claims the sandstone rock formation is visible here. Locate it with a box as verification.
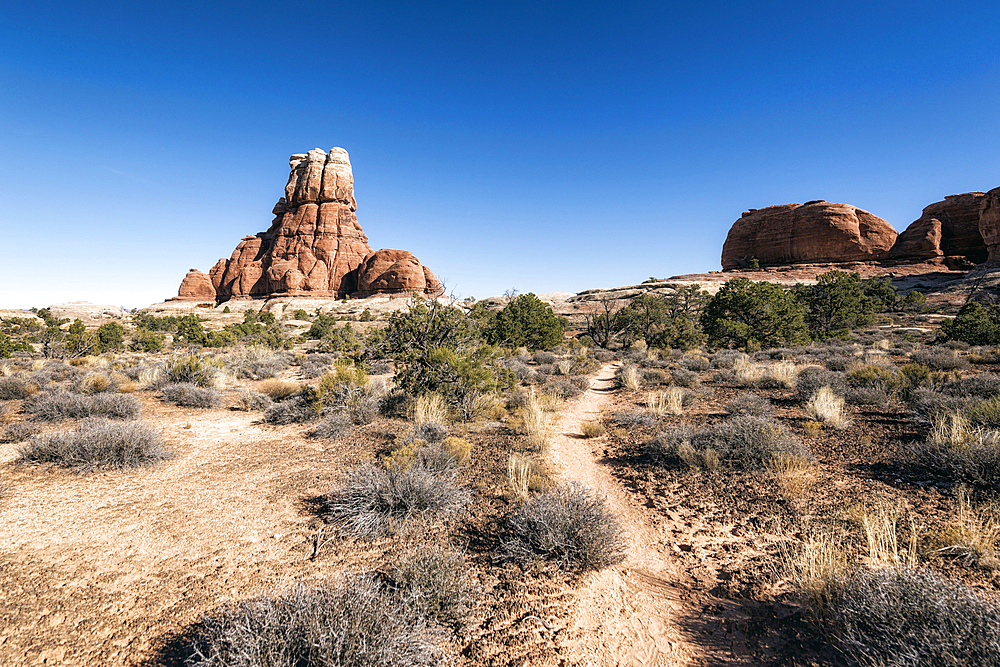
[888,192,987,265]
[176,269,216,300]
[356,249,443,296]
[721,201,897,270]
[980,187,1000,264]
[174,147,440,301]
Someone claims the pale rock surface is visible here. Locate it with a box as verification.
[48,302,127,321]
[721,200,897,269]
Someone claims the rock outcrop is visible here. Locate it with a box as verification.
[356,249,443,296]
[176,269,216,300]
[980,187,1000,264]
[888,192,987,265]
[174,147,439,301]
[721,201,897,270]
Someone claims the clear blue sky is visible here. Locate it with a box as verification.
[2,1,998,309]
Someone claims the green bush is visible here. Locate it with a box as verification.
[483,293,566,350]
[798,271,876,340]
[941,302,1000,345]
[128,329,163,353]
[701,278,809,351]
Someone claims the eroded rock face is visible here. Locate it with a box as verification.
[176,269,216,299]
[721,201,897,270]
[356,249,443,296]
[208,148,373,299]
[980,187,1000,264]
[889,192,987,264]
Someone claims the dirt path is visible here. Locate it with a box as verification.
[545,363,697,667]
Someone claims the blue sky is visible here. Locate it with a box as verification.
[1,1,998,309]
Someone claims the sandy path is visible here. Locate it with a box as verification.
[545,363,695,667]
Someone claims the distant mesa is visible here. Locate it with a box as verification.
[889,192,987,266]
[721,201,897,270]
[722,190,999,271]
[172,147,441,302]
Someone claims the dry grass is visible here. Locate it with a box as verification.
[805,385,851,430]
[520,388,553,451]
[784,533,850,623]
[646,387,685,417]
[676,441,720,471]
[581,421,606,438]
[928,486,1000,568]
[257,378,300,401]
[412,392,448,425]
[507,453,548,501]
[859,501,918,568]
[770,452,816,497]
[619,365,641,391]
[734,358,802,389]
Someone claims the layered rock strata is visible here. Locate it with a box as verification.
[174,148,439,301]
[888,192,987,265]
[721,200,898,270]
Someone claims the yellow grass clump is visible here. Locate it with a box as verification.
[646,387,685,417]
[770,452,816,498]
[620,366,641,392]
[520,387,553,451]
[413,392,449,425]
[805,385,851,429]
[257,379,300,401]
[507,454,548,501]
[581,421,605,438]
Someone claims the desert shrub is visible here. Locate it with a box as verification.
[670,368,700,388]
[235,389,272,412]
[846,363,904,400]
[264,394,321,424]
[826,566,1000,667]
[0,376,36,400]
[679,354,710,372]
[545,378,583,399]
[185,575,445,667]
[385,439,467,474]
[257,378,300,401]
[944,374,1000,399]
[805,386,851,429]
[613,411,656,427]
[911,347,970,371]
[310,412,353,440]
[299,355,332,379]
[381,389,415,419]
[160,383,223,409]
[395,547,477,626]
[411,421,449,443]
[909,412,1000,489]
[88,393,142,420]
[710,349,746,369]
[593,349,615,362]
[726,392,774,417]
[534,363,554,377]
[641,368,669,387]
[162,354,224,388]
[224,346,292,380]
[326,463,469,537]
[16,418,169,471]
[823,354,855,372]
[0,422,41,443]
[72,372,119,395]
[24,389,139,421]
[505,359,534,383]
[533,351,556,365]
[581,421,606,438]
[503,483,626,572]
[649,415,809,470]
